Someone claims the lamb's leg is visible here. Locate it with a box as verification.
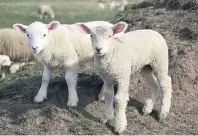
[1,72,6,79]
[34,65,52,102]
[156,72,172,120]
[141,68,159,115]
[114,80,129,134]
[102,81,114,123]
[65,65,79,107]
[1,67,6,79]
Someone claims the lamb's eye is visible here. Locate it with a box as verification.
[27,34,30,38]
[43,34,46,37]
[108,35,112,38]
[90,34,93,38]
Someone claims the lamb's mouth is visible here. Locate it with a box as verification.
[33,50,40,54]
[95,52,103,56]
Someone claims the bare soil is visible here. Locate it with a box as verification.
[0,2,198,134]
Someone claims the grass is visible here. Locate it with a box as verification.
[0,0,138,28]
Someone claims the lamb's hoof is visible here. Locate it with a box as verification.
[114,124,126,134]
[142,105,152,115]
[100,116,114,124]
[98,97,105,102]
[67,99,79,107]
[34,95,46,103]
[98,94,105,102]
[159,111,168,122]
[100,118,108,124]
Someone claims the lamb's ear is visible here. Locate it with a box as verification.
[47,21,60,31]
[112,22,128,35]
[78,24,91,34]
[118,21,128,33]
[13,24,27,33]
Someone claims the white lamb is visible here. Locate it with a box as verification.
[79,22,172,133]
[0,55,12,79]
[0,55,11,68]
[12,20,120,107]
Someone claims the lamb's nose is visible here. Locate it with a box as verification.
[32,46,38,50]
[96,47,102,53]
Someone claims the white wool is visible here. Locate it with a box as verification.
[63,21,114,34]
[37,5,55,19]
[0,55,11,68]
[109,0,128,11]
[13,20,116,107]
[0,55,11,79]
[9,62,25,74]
[86,24,172,134]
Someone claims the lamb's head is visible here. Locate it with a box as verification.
[79,22,128,57]
[13,21,60,54]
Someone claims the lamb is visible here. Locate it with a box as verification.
[0,28,36,77]
[0,55,11,68]
[98,0,107,10]
[9,62,26,74]
[12,20,120,107]
[37,5,55,19]
[0,55,12,79]
[1,61,37,79]
[79,22,172,133]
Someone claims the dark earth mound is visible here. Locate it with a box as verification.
[0,1,198,135]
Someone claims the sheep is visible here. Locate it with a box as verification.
[120,0,128,11]
[98,0,107,10]
[9,61,36,73]
[109,0,128,11]
[9,62,25,74]
[37,5,55,19]
[0,55,11,79]
[0,28,36,78]
[1,61,37,79]
[0,28,35,62]
[79,22,173,133]
[0,55,11,68]
[72,21,127,38]
[12,20,119,107]
[109,1,121,10]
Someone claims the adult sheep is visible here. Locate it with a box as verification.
[0,28,35,62]
[13,21,123,107]
[37,5,55,19]
[79,22,172,133]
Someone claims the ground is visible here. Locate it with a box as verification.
[0,0,198,135]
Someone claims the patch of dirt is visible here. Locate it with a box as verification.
[1,1,198,135]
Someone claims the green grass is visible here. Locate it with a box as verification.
[0,0,138,28]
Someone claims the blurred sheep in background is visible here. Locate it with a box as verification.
[37,5,55,19]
